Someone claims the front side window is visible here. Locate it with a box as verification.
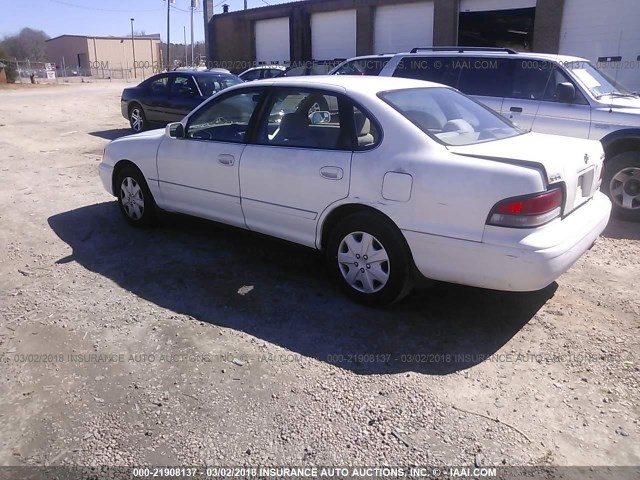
[171,75,197,95]
[380,87,523,146]
[510,60,552,100]
[543,66,588,105]
[186,90,262,143]
[257,90,348,150]
[240,69,261,81]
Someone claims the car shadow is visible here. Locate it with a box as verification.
[88,128,132,141]
[602,217,640,241]
[48,202,556,375]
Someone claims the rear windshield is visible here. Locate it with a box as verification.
[379,87,522,146]
[333,58,390,76]
[196,75,242,96]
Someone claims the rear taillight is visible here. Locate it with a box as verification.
[488,188,563,228]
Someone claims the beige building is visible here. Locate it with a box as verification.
[46,34,162,80]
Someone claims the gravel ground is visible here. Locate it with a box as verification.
[0,82,638,469]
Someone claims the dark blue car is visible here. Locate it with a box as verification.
[121,70,242,132]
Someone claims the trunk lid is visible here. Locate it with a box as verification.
[448,132,604,215]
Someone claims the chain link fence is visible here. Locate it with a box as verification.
[8,60,160,83]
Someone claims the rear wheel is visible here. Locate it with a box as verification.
[115,166,156,227]
[326,211,413,306]
[602,152,640,221]
[129,103,146,132]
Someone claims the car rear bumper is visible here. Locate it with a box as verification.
[403,191,612,291]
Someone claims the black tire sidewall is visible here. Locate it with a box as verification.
[602,152,640,222]
[326,212,412,306]
[115,166,156,227]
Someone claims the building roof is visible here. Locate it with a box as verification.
[47,34,161,42]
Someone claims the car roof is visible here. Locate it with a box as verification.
[160,70,238,78]
[388,50,588,63]
[248,65,288,70]
[240,75,441,94]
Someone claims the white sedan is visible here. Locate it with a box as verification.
[99,76,611,305]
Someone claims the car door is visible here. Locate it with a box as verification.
[143,74,170,123]
[239,88,353,248]
[155,88,265,226]
[530,66,591,138]
[455,57,512,115]
[500,59,552,131]
[164,74,203,123]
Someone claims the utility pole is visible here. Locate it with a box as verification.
[190,0,196,67]
[130,18,137,79]
[184,26,187,66]
[166,0,171,70]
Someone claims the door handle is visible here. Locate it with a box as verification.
[218,154,234,166]
[510,106,523,113]
[320,166,343,180]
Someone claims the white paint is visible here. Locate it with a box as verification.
[311,10,357,60]
[255,17,290,64]
[459,0,536,12]
[560,0,640,91]
[373,2,434,54]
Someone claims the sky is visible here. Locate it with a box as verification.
[0,0,299,43]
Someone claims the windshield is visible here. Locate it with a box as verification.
[196,75,242,96]
[379,87,523,146]
[565,62,635,98]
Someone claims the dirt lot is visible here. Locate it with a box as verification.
[0,82,638,469]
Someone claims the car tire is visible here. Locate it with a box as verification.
[129,103,147,132]
[601,151,640,221]
[326,211,414,306]
[115,165,156,227]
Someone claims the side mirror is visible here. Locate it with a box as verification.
[166,122,184,138]
[556,82,576,103]
[309,111,331,125]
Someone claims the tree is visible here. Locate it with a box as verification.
[1,28,50,61]
[0,44,18,82]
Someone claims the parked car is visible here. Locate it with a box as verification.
[330,54,394,76]
[239,65,287,81]
[279,60,345,77]
[333,47,640,220]
[100,76,610,305]
[121,70,242,132]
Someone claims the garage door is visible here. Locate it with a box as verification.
[255,17,290,64]
[374,2,434,54]
[459,0,536,12]
[560,0,640,91]
[311,10,356,60]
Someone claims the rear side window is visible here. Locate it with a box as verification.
[393,56,460,87]
[149,75,169,93]
[456,58,512,97]
[256,89,349,150]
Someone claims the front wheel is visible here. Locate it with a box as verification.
[601,152,640,221]
[115,166,156,227]
[326,212,413,306]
